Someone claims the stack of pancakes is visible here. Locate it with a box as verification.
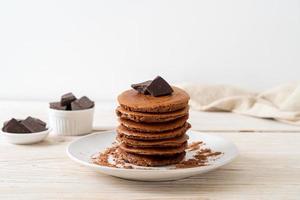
[116,86,191,167]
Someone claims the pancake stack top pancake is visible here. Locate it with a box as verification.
[115,76,191,167]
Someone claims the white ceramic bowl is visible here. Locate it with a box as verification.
[48,107,94,136]
[1,128,50,145]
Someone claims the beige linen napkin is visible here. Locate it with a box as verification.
[179,82,300,125]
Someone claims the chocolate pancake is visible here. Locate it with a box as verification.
[117,133,189,148]
[118,115,188,133]
[119,142,187,156]
[116,106,189,123]
[117,86,190,113]
[118,148,186,167]
[116,123,191,140]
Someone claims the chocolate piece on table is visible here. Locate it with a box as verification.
[21,117,47,133]
[50,102,66,110]
[60,92,77,106]
[146,76,173,97]
[131,80,152,94]
[71,96,94,110]
[2,118,30,133]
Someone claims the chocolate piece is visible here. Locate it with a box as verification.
[71,101,82,110]
[146,76,173,97]
[30,117,47,127]
[50,102,66,110]
[20,117,47,133]
[61,92,77,106]
[71,96,94,110]
[131,76,173,97]
[50,93,94,111]
[131,80,151,94]
[2,118,30,133]
[66,104,72,111]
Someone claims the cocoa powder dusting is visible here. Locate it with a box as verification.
[92,145,118,167]
[186,141,203,151]
[176,147,222,169]
[92,145,133,168]
[92,141,222,169]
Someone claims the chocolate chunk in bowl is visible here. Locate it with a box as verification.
[71,96,94,110]
[50,102,67,110]
[61,92,77,106]
[49,93,94,111]
[21,117,47,133]
[1,117,49,145]
[2,118,30,133]
[31,117,47,127]
[2,117,47,134]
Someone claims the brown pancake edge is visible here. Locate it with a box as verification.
[117,133,189,148]
[117,86,190,113]
[116,106,189,123]
[116,122,191,140]
[117,148,186,167]
[118,115,189,133]
[119,142,188,156]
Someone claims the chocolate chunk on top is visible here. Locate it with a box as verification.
[20,117,47,133]
[131,76,173,97]
[146,76,173,97]
[71,96,94,110]
[50,102,66,110]
[61,92,77,106]
[2,118,30,133]
[131,80,151,94]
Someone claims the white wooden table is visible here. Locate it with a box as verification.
[0,101,299,200]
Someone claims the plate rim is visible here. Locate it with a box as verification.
[66,130,239,172]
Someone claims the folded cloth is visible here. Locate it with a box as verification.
[178,82,300,125]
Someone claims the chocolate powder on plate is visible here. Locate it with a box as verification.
[175,148,222,169]
[92,140,222,169]
[186,141,203,151]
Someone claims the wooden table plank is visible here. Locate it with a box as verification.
[0,132,299,200]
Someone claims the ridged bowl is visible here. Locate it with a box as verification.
[48,107,94,136]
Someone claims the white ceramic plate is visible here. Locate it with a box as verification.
[67,130,238,181]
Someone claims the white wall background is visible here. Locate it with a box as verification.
[0,0,299,101]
